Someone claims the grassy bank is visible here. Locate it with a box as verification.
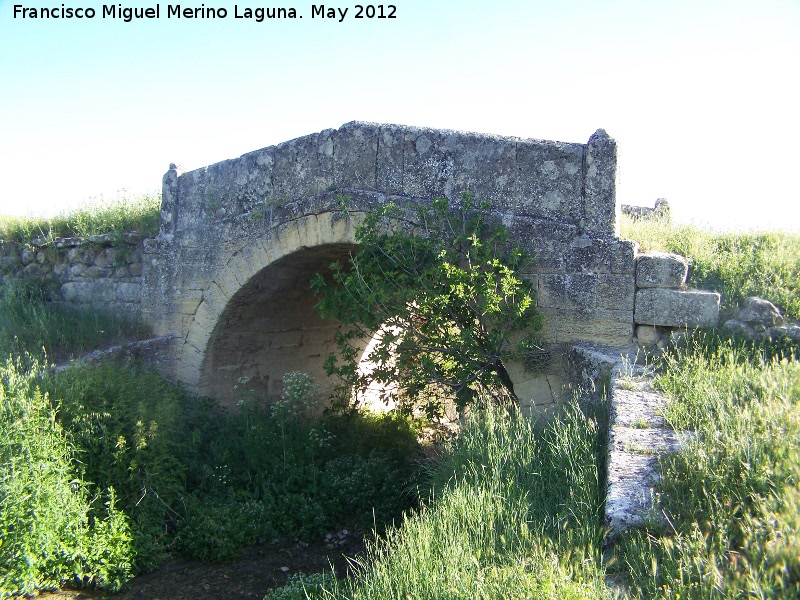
[281,401,612,600]
[614,332,800,598]
[0,193,160,245]
[620,214,800,320]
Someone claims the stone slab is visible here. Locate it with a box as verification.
[634,288,720,328]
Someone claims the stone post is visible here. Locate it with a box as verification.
[583,129,619,237]
[160,163,178,237]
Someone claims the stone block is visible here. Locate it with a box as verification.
[564,235,637,275]
[84,266,112,279]
[635,325,664,346]
[598,274,635,311]
[516,139,584,222]
[94,247,119,268]
[401,127,457,200]
[636,251,688,288]
[538,273,597,312]
[448,131,517,209]
[61,282,93,303]
[70,263,87,277]
[271,129,336,202]
[635,288,720,328]
[333,121,380,191]
[374,124,406,194]
[554,309,633,345]
[736,296,784,327]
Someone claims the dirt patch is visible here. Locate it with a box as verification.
[37,531,367,600]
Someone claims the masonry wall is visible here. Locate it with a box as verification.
[0,233,144,314]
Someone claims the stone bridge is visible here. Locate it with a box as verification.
[141,121,640,409]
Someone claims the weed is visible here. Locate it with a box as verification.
[0,278,149,361]
[0,357,134,596]
[318,401,612,599]
[615,331,800,597]
[0,192,160,246]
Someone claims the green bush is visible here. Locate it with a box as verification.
[173,374,423,558]
[0,357,134,597]
[41,360,225,570]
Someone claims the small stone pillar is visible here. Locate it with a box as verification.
[583,129,619,237]
[160,163,179,237]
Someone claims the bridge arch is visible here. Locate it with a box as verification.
[142,122,637,412]
[178,210,365,406]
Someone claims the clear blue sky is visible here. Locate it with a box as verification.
[1,0,798,230]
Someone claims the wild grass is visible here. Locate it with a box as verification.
[620,213,800,319]
[0,192,160,245]
[614,331,800,598]
[318,401,611,600]
[0,278,149,361]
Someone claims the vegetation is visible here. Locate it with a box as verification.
[312,193,542,416]
[0,357,134,596]
[613,331,800,598]
[620,213,800,319]
[3,191,799,598]
[319,401,610,599]
[0,192,160,245]
[0,278,149,361]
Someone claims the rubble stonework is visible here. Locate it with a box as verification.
[723,296,799,341]
[0,234,144,315]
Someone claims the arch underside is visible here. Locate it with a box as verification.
[198,243,357,406]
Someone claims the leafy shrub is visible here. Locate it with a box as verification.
[41,360,225,570]
[313,193,542,414]
[0,357,134,596]
[173,373,423,558]
[175,498,277,561]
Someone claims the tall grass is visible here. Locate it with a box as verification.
[620,214,800,319]
[320,401,611,600]
[615,332,800,598]
[0,278,149,361]
[0,192,160,244]
[0,357,134,597]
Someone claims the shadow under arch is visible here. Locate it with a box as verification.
[176,210,371,408]
[198,242,360,406]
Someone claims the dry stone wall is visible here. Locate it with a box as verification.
[0,233,144,314]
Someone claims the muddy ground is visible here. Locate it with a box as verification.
[37,531,367,600]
